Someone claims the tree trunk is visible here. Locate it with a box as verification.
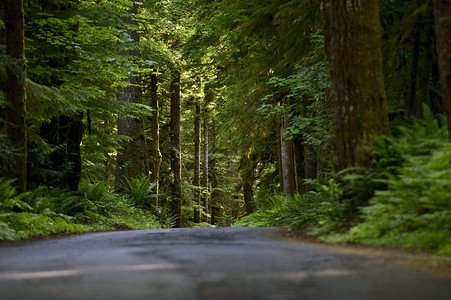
[280,114,296,197]
[2,0,27,193]
[408,25,420,117]
[115,3,149,185]
[276,121,283,190]
[149,73,162,194]
[193,104,201,223]
[65,113,85,191]
[103,119,111,182]
[210,120,218,225]
[240,154,255,215]
[432,0,451,141]
[323,0,389,170]
[170,71,182,227]
[3,0,27,193]
[409,0,434,118]
[202,117,209,222]
[242,176,254,215]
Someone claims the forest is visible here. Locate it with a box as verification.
[1,0,450,254]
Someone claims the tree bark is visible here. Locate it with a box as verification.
[149,73,162,194]
[170,71,182,227]
[115,3,149,185]
[276,121,283,190]
[210,120,218,225]
[193,104,201,223]
[202,117,209,222]
[408,0,434,118]
[240,154,255,215]
[323,0,389,170]
[65,114,85,191]
[432,0,451,141]
[408,25,420,117]
[4,0,27,192]
[280,114,296,197]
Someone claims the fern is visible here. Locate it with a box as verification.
[333,108,451,253]
[121,175,161,209]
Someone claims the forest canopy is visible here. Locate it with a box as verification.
[1,0,450,253]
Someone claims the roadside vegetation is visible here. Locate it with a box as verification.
[236,107,451,254]
[0,177,173,241]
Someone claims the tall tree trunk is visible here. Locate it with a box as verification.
[65,113,85,191]
[193,104,201,223]
[432,0,451,141]
[408,25,420,116]
[409,0,434,118]
[4,0,27,192]
[280,114,296,197]
[323,0,389,170]
[170,71,182,227]
[202,117,209,222]
[115,3,149,185]
[104,119,111,181]
[210,120,218,225]
[149,73,162,194]
[276,121,283,190]
[240,154,255,215]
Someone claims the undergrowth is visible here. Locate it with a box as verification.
[236,106,451,254]
[0,177,163,241]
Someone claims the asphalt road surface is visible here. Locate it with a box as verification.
[0,227,450,300]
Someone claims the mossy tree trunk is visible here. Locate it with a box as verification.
[432,0,451,141]
[323,0,389,170]
[202,117,209,222]
[193,103,201,223]
[170,70,182,227]
[408,0,435,118]
[149,73,162,194]
[280,113,296,196]
[240,153,255,215]
[3,0,27,192]
[210,120,219,225]
[115,2,149,185]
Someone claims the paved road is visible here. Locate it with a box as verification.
[0,227,449,300]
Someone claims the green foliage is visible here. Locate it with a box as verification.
[0,179,90,240]
[121,175,161,209]
[330,111,451,253]
[238,107,451,253]
[0,178,162,241]
[155,209,177,228]
[235,180,347,234]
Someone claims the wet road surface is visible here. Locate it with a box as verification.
[0,227,450,299]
